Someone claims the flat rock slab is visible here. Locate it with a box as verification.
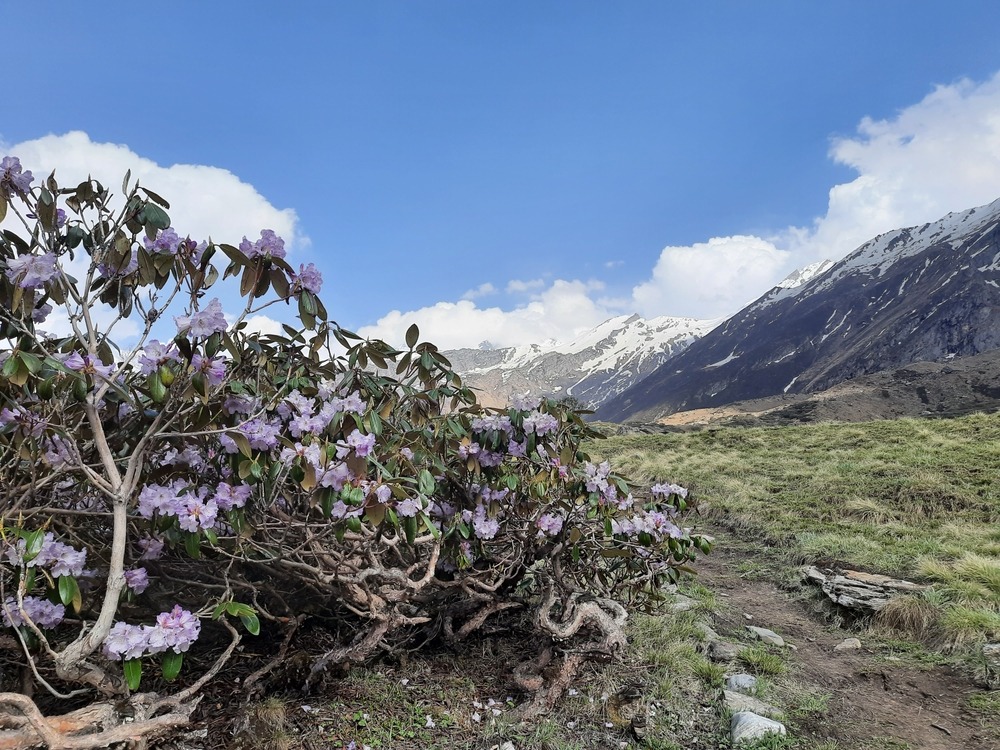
[731,711,787,745]
[746,625,785,647]
[724,690,782,718]
[803,566,928,613]
[726,673,758,692]
[834,637,862,652]
[708,640,741,662]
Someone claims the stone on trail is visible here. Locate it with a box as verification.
[746,625,785,647]
[724,690,783,719]
[803,565,928,614]
[669,594,697,613]
[708,640,741,662]
[725,673,758,692]
[731,711,787,745]
[834,637,862,652]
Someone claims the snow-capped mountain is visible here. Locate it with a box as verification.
[445,314,720,409]
[597,199,1000,422]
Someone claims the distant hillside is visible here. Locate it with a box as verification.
[597,198,1000,422]
[446,314,719,409]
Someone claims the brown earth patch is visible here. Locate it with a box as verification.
[695,527,998,750]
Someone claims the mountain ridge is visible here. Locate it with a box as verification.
[596,198,1000,422]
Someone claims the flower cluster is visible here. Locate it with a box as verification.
[5,252,57,289]
[102,605,201,661]
[239,229,286,260]
[0,156,33,198]
[175,298,228,338]
[2,596,65,629]
[137,480,219,532]
[143,227,183,256]
[292,263,323,295]
[5,533,87,578]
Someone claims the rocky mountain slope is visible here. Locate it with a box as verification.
[597,198,1000,422]
[446,314,719,409]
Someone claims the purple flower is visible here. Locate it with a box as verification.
[374,484,392,504]
[0,405,46,439]
[472,415,513,435]
[458,442,481,460]
[213,482,251,511]
[651,482,688,500]
[175,298,227,338]
[293,263,323,295]
[43,435,77,468]
[102,622,147,660]
[239,229,286,260]
[396,497,422,517]
[62,351,114,379]
[32,303,52,323]
[317,461,353,490]
[536,513,564,537]
[138,536,165,561]
[400,447,414,461]
[472,504,500,540]
[2,596,65,629]
[507,439,527,458]
[5,252,57,289]
[156,605,201,653]
[137,482,183,519]
[143,227,182,256]
[177,493,218,533]
[124,567,150,594]
[191,354,226,387]
[138,340,180,375]
[237,417,281,451]
[522,411,560,436]
[0,156,33,198]
[478,450,503,468]
[346,429,376,457]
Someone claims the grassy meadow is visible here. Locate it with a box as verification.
[591,413,1000,649]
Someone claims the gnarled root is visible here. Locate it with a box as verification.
[514,588,629,720]
[0,692,199,750]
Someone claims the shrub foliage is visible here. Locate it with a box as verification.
[0,157,706,745]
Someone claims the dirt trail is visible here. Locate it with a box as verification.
[695,527,996,750]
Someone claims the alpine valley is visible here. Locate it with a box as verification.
[450,198,1000,422]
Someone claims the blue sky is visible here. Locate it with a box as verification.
[6,1,1000,349]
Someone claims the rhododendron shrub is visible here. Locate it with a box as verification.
[0,161,708,745]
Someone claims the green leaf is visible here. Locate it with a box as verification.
[225,602,255,617]
[405,323,419,349]
[0,195,6,224]
[22,529,45,562]
[184,533,201,559]
[58,576,82,613]
[142,203,171,230]
[140,186,171,209]
[124,659,142,691]
[403,515,417,545]
[161,651,183,681]
[418,469,436,496]
[239,613,261,636]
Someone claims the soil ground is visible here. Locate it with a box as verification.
[695,526,998,750]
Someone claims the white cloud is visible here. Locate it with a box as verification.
[2,132,304,344]
[631,72,1000,320]
[790,72,1000,262]
[359,279,616,350]
[4,131,303,251]
[461,282,497,300]
[631,236,789,319]
[506,278,546,294]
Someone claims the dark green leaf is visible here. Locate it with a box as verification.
[161,651,183,681]
[124,659,142,691]
[405,323,419,349]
